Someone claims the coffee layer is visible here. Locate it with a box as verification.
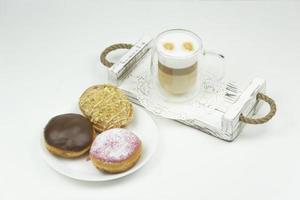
[158,62,197,76]
[158,62,197,94]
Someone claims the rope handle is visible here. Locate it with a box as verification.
[100,43,133,68]
[239,93,277,124]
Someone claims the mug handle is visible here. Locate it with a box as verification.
[201,50,226,90]
[203,50,225,59]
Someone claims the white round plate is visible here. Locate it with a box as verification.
[40,105,158,181]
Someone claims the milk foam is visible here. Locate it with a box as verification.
[156,30,202,69]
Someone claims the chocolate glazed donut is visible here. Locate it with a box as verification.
[44,113,95,158]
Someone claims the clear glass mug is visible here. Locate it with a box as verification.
[150,29,225,101]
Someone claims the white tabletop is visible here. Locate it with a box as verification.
[1,0,300,199]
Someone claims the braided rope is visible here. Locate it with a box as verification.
[239,92,277,124]
[100,43,133,68]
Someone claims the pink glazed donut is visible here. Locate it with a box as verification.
[89,128,142,173]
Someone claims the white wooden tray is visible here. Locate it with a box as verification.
[100,39,276,141]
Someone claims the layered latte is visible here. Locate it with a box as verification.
[156,30,201,94]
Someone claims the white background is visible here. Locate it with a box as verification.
[1,0,300,199]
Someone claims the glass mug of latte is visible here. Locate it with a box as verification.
[150,29,224,100]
